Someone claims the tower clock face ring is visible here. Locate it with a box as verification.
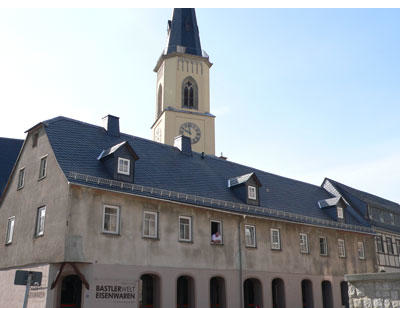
[179,122,201,144]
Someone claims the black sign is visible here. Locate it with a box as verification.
[14,270,42,286]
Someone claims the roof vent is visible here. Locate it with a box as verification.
[174,134,192,155]
[102,115,120,137]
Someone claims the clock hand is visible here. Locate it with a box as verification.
[181,127,192,135]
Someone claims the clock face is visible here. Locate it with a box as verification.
[179,122,201,144]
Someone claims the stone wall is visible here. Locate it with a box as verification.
[345,272,400,308]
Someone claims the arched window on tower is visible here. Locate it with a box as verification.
[157,84,162,117]
[182,77,198,109]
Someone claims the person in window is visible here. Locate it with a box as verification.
[211,231,222,244]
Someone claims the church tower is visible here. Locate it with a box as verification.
[152,8,215,155]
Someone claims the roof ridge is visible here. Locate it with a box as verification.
[0,137,24,142]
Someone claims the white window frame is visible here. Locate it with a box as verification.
[17,168,25,189]
[36,206,46,237]
[337,206,344,219]
[338,239,346,258]
[102,205,120,235]
[270,228,281,250]
[299,233,309,254]
[179,216,192,242]
[248,185,257,200]
[38,155,48,180]
[117,157,130,175]
[358,241,365,259]
[5,216,15,245]
[143,211,158,239]
[210,220,223,244]
[245,225,256,248]
[319,236,328,256]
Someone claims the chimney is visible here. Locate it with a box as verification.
[174,135,192,155]
[102,115,120,137]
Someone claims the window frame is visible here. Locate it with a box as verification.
[376,235,384,253]
[270,228,281,250]
[35,206,46,237]
[178,216,192,242]
[210,220,223,245]
[396,239,400,255]
[117,157,130,176]
[338,239,346,258]
[17,167,25,190]
[337,206,344,219]
[299,233,309,254]
[102,205,120,235]
[358,241,365,259]
[244,224,256,248]
[143,211,158,239]
[38,155,48,180]
[386,237,394,255]
[247,185,257,200]
[5,216,15,245]
[319,236,328,256]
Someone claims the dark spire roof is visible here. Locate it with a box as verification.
[165,8,203,57]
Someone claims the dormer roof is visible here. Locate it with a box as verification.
[228,172,262,188]
[97,141,139,161]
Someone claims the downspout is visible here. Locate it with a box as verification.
[238,216,244,308]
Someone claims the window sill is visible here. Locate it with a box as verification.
[210,241,223,246]
[34,233,44,239]
[179,239,193,243]
[359,257,366,260]
[142,236,159,240]
[271,248,281,251]
[5,242,12,246]
[300,251,309,255]
[102,231,120,236]
[320,254,328,257]
[245,245,257,249]
[38,176,47,182]
[17,186,24,191]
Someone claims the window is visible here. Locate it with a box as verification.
[5,216,15,245]
[299,233,309,254]
[143,211,157,238]
[211,220,222,244]
[319,237,328,256]
[270,228,281,250]
[102,205,120,234]
[179,216,192,242]
[358,241,365,259]
[387,237,394,254]
[17,168,25,189]
[182,77,198,109]
[337,206,344,219]
[396,239,400,255]
[248,186,256,200]
[338,239,346,258]
[245,225,256,248]
[376,235,384,253]
[32,133,38,147]
[39,156,47,179]
[117,157,130,175]
[36,206,46,237]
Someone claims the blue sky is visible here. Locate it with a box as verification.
[0,7,399,202]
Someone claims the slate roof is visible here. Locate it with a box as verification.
[41,116,372,233]
[165,8,203,57]
[326,178,400,214]
[0,137,23,195]
[325,178,400,233]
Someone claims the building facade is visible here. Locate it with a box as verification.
[0,8,389,308]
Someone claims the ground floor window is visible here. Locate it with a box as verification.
[177,276,195,307]
[272,278,285,308]
[140,274,160,307]
[301,279,313,308]
[322,280,333,308]
[340,281,349,308]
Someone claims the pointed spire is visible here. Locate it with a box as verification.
[165,8,203,57]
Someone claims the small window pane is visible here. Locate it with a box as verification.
[17,168,25,189]
[387,237,394,254]
[39,157,47,179]
[300,233,309,254]
[118,158,130,175]
[248,186,256,200]
[6,217,15,244]
[245,225,256,247]
[320,237,328,256]
[376,236,384,253]
[143,212,157,238]
[337,207,344,219]
[179,217,191,241]
[36,206,46,236]
[271,229,281,250]
[103,206,119,234]
[358,241,365,259]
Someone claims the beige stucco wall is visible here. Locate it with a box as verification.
[0,126,69,269]
[62,184,376,307]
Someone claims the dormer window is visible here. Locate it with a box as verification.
[97,141,139,182]
[248,186,257,200]
[228,172,262,206]
[337,206,344,219]
[118,158,130,175]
